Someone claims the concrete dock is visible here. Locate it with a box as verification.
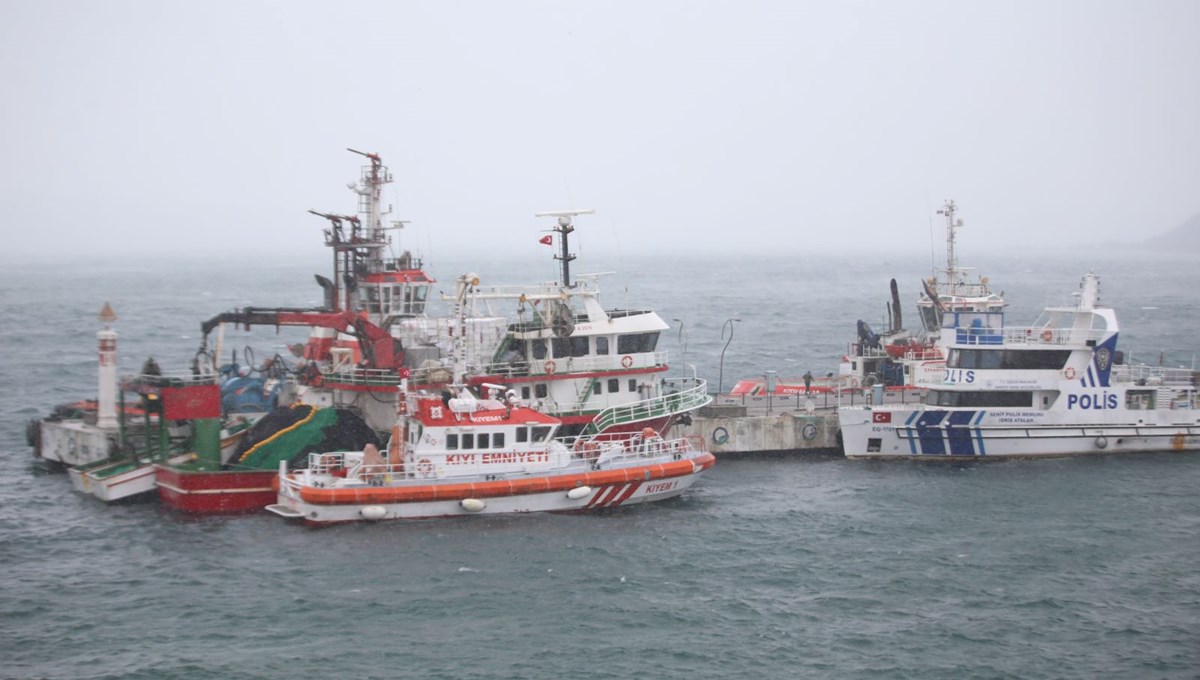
[678,389,926,457]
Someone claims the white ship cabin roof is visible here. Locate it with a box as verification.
[408,393,561,428]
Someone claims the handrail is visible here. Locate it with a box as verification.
[584,377,712,435]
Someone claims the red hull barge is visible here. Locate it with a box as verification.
[154,464,277,514]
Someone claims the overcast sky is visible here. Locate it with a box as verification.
[2,0,1197,262]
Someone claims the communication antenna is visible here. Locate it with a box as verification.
[534,209,594,288]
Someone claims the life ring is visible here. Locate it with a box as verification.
[802,422,818,441]
[544,360,556,374]
[621,355,633,369]
[416,457,434,478]
[712,426,730,445]
[1041,329,1053,342]
[1063,366,1077,380]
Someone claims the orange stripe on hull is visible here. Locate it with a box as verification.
[295,453,715,505]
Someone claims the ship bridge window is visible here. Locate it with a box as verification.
[949,349,1071,370]
[446,434,459,450]
[492,432,505,448]
[919,307,941,333]
[552,336,589,358]
[617,332,659,354]
[927,390,1033,407]
[531,426,551,443]
[595,336,610,355]
[461,434,475,450]
[411,285,429,314]
[531,339,547,360]
[516,427,528,443]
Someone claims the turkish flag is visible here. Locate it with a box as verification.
[538,235,553,246]
[872,411,892,423]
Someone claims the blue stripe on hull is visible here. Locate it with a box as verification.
[916,411,949,455]
[947,411,978,455]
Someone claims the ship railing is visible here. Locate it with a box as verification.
[476,350,670,378]
[318,367,407,388]
[569,435,701,466]
[584,377,711,435]
[123,371,221,388]
[990,326,1106,346]
[1110,364,1196,387]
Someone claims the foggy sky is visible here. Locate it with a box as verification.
[2,0,1198,263]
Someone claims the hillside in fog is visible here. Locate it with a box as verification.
[1143,212,1200,251]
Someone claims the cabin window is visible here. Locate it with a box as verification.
[617,332,659,354]
[411,285,428,314]
[535,384,548,399]
[552,337,571,358]
[927,390,1033,407]
[531,339,547,360]
[1126,390,1155,410]
[475,433,488,448]
[570,336,589,357]
[595,337,610,355]
[629,379,638,392]
[607,378,620,393]
[867,438,882,453]
[592,382,601,395]
[516,427,528,443]
[446,434,459,450]
[531,426,552,443]
[493,433,505,448]
[461,434,474,450]
[521,386,531,400]
[949,348,1071,370]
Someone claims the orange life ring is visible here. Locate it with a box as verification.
[1063,366,1077,380]
[1041,329,1053,342]
[544,360,556,374]
[621,355,633,369]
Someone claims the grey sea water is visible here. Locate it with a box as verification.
[2,250,1198,679]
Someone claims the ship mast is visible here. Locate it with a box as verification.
[936,200,962,297]
[534,209,594,288]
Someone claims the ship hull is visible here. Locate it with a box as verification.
[154,464,277,514]
[269,454,714,524]
[840,407,1200,459]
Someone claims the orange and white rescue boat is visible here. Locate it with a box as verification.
[267,383,715,524]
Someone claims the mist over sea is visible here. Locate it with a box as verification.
[2,250,1198,679]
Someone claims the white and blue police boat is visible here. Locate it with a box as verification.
[839,272,1199,459]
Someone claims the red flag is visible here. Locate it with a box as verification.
[872,411,892,423]
[538,235,553,246]
[161,384,221,420]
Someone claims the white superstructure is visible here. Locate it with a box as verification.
[840,272,1200,458]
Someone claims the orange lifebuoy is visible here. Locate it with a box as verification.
[544,360,556,374]
[621,355,633,369]
[1063,366,1077,380]
[1041,329,1053,342]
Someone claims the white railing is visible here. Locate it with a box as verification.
[1111,364,1196,387]
[585,377,711,434]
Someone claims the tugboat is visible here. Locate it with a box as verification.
[196,150,709,439]
[840,272,1200,458]
[267,379,715,524]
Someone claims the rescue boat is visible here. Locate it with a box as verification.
[267,382,715,524]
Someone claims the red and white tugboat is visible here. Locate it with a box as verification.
[267,379,715,524]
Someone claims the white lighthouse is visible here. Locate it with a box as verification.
[96,302,118,429]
